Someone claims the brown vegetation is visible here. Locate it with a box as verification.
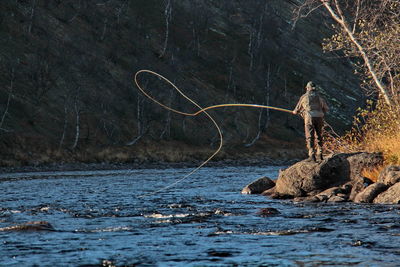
[295,0,399,171]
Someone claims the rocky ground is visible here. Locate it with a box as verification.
[243,152,400,204]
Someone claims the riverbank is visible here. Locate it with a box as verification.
[0,137,306,173]
[0,155,300,175]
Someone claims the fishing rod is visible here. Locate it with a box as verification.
[134,70,294,197]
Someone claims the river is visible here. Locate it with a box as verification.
[1,166,400,266]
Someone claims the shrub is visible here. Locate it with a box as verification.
[325,98,400,166]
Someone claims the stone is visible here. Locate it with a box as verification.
[354,183,388,203]
[378,166,400,186]
[275,152,383,198]
[349,181,368,202]
[0,221,55,232]
[261,187,276,197]
[341,183,353,194]
[241,176,275,194]
[294,196,321,203]
[257,208,280,217]
[328,196,346,202]
[373,182,400,204]
[317,187,341,199]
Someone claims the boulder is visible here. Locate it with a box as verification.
[328,196,347,202]
[378,166,400,186]
[293,196,321,203]
[241,176,275,194]
[275,152,383,198]
[349,181,368,201]
[316,187,341,199]
[261,187,276,197]
[373,182,400,204]
[354,183,388,203]
[0,221,55,232]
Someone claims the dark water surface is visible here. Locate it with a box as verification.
[1,166,400,266]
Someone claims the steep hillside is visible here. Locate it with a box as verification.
[0,0,363,166]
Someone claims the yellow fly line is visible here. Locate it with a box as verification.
[134,69,293,197]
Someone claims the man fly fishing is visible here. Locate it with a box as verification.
[293,81,329,162]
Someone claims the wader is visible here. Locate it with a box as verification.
[304,116,324,159]
[293,88,328,161]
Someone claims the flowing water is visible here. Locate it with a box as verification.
[1,166,400,266]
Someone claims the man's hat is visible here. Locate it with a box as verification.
[306,81,316,89]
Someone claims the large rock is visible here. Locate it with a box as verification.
[378,166,400,186]
[354,183,388,203]
[373,182,400,204]
[349,181,367,201]
[275,152,383,198]
[241,177,275,194]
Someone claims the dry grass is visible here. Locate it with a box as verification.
[361,166,384,183]
[326,98,400,167]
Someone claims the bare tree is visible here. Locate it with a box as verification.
[295,0,397,105]
[100,18,108,41]
[0,68,15,132]
[71,87,81,149]
[126,92,147,146]
[160,0,172,58]
[248,0,268,71]
[321,0,392,105]
[160,89,174,140]
[28,0,37,34]
[245,64,272,147]
[58,97,69,150]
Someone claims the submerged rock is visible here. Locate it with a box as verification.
[241,176,275,194]
[354,183,388,203]
[0,221,55,232]
[275,152,383,198]
[257,207,280,217]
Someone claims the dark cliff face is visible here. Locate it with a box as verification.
[0,0,362,165]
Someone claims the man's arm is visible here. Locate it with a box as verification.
[293,95,305,115]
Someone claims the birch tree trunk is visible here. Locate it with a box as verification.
[320,0,393,106]
[71,87,81,149]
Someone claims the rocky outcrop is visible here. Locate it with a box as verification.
[241,177,275,194]
[275,152,383,198]
[354,183,388,203]
[0,221,55,232]
[377,166,400,186]
[244,153,400,205]
[373,183,400,204]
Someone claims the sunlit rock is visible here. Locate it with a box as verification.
[373,182,400,204]
[275,152,383,198]
[378,166,400,186]
[241,176,275,194]
[0,221,55,232]
[354,183,388,203]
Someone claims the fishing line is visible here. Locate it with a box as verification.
[133,70,294,197]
